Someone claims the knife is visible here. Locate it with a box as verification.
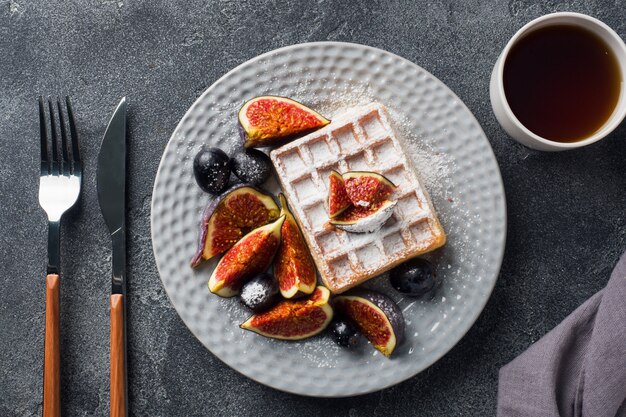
[96,97,128,417]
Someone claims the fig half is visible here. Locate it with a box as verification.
[241,286,333,340]
[238,96,330,148]
[343,171,396,207]
[274,194,317,298]
[330,200,397,233]
[328,170,351,219]
[333,289,405,357]
[208,215,285,297]
[191,184,280,267]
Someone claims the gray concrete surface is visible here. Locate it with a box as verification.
[1,0,625,415]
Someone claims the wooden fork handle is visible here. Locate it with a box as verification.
[43,274,60,417]
[110,294,127,417]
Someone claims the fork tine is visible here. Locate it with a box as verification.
[66,96,80,168]
[47,98,60,175]
[56,97,70,176]
[39,97,50,174]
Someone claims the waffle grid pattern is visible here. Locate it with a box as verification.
[271,103,445,293]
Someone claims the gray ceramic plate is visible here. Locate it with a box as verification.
[151,42,506,397]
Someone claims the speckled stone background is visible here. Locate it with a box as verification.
[1,1,625,416]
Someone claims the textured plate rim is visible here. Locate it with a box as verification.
[150,41,507,397]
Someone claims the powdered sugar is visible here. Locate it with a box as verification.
[231,150,272,185]
[386,106,453,199]
[240,279,273,307]
[312,84,453,203]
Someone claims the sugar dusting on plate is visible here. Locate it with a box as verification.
[315,82,456,204]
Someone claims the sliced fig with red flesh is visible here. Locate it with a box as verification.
[238,96,330,149]
[333,289,405,357]
[241,286,333,340]
[342,171,396,208]
[328,170,351,219]
[208,215,285,297]
[191,184,280,267]
[330,200,397,233]
[274,194,317,299]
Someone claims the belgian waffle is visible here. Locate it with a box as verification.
[270,103,446,294]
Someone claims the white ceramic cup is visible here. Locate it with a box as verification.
[490,12,626,151]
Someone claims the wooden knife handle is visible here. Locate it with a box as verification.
[110,294,127,417]
[43,274,60,417]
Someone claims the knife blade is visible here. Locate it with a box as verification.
[97,97,127,294]
[96,97,128,417]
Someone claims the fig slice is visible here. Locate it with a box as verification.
[274,194,317,299]
[208,215,285,297]
[238,96,330,149]
[330,200,397,233]
[328,170,351,219]
[333,289,405,357]
[191,184,280,267]
[240,286,333,340]
[342,171,396,207]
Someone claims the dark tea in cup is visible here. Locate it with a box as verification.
[503,24,621,143]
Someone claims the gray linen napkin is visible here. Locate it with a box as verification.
[497,250,626,417]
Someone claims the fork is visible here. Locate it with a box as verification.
[38,96,82,417]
